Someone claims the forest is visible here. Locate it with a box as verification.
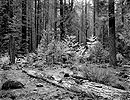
[0,0,130,100]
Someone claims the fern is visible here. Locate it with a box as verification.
[81,65,118,86]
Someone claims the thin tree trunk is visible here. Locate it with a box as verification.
[49,0,53,31]
[32,0,37,52]
[28,0,33,52]
[26,0,29,54]
[35,0,38,48]
[8,0,15,64]
[102,20,105,48]
[69,0,71,6]
[54,0,57,39]
[9,35,15,64]
[43,0,45,30]
[81,0,84,43]
[93,0,96,36]
[78,30,79,43]
[71,0,74,11]
[46,0,49,44]
[60,0,65,40]
[64,0,67,35]
[85,0,88,39]
[45,0,49,30]
[37,0,41,46]
[122,0,125,23]
[26,0,31,53]
[109,0,117,67]
[22,0,27,53]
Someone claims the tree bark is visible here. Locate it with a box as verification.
[122,0,125,24]
[37,0,41,46]
[8,0,15,64]
[45,0,49,30]
[93,0,98,36]
[9,35,15,64]
[93,0,96,36]
[85,0,88,39]
[81,0,84,43]
[31,0,37,53]
[22,0,27,54]
[27,0,33,52]
[54,0,57,39]
[109,0,117,67]
[35,0,38,48]
[43,0,46,30]
[60,0,65,40]
[70,0,74,11]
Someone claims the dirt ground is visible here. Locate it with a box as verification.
[0,68,82,100]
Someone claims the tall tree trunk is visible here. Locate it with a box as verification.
[8,0,15,64]
[81,0,84,43]
[8,0,13,18]
[78,30,79,43]
[9,35,15,64]
[122,0,125,23]
[45,0,49,30]
[71,0,74,11]
[54,0,57,39]
[102,20,105,48]
[26,0,29,52]
[109,0,117,67]
[31,0,37,53]
[46,0,49,44]
[60,0,65,40]
[43,0,45,30]
[37,0,41,46]
[49,0,53,30]
[93,0,97,36]
[22,0,27,53]
[69,0,71,6]
[35,0,38,49]
[28,0,33,52]
[85,0,88,39]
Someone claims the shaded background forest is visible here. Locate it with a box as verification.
[1,0,130,67]
[0,0,130,99]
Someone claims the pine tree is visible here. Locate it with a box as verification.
[60,0,65,40]
[54,0,57,39]
[85,0,88,39]
[109,0,117,67]
[9,0,15,64]
[21,0,27,53]
[93,0,98,36]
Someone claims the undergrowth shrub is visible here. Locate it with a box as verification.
[46,40,67,63]
[80,65,128,90]
[0,53,10,66]
[80,65,116,85]
[43,35,78,64]
[38,34,109,65]
[85,40,109,63]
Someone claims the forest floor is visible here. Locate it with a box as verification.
[0,61,130,100]
[0,65,86,100]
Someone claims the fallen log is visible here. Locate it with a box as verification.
[22,69,130,100]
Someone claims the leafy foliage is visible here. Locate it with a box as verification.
[0,53,10,66]
[80,65,116,85]
[80,64,129,90]
[0,1,21,55]
[38,34,110,65]
[86,40,109,63]
[44,35,73,64]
